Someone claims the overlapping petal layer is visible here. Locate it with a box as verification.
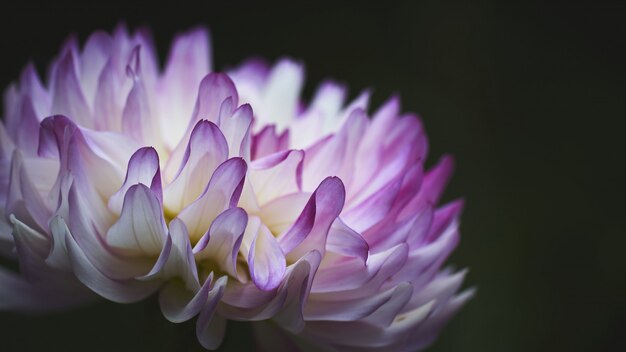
[0,26,473,351]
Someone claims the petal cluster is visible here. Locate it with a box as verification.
[0,26,473,351]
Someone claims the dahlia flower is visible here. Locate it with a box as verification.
[0,26,474,351]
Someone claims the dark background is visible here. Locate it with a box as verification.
[1,1,624,351]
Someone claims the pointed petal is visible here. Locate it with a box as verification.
[80,31,113,106]
[93,58,126,131]
[5,150,52,232]
[51,52,92,127]
[400,155,455,220]
[259,59,304,130]
[19,63,50,118]
[122,46,159,146]
[361,282,413,328]
[302,109,368,192]
[305,282,411,323]
[158,28,212,147]
[312,243,408,295]
[14,96,41,155]
[342,176,402,233]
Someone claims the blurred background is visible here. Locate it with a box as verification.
[1,1,624,351]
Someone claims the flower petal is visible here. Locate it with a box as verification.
[51,52,92,128]
[218,102,252,160]
[108,147,162,215]
[195,276,228,350]
[258,59,304,130]
[278,176,345,260]
[158,28,212,147]
[312,243,408,295]
[0,266,94,312]
[251,125,289,160]
[80,31,113,106]
[163,120,228,214]
[400,155,455,220]
[14,96,41,156]
[249,149,303,206]
[9,215,49,280]
[122,46,159,146]
[245,217,286,291]
[304,282,411,323]
[65,228,161,304]
[177,157,247,242]
[159,272,215,323]
[325,218,369,262]
[272,250,322,333]
[106,184,167,256]
[5,150,52,232]
[194,207,247,278]
[161,218,200,291]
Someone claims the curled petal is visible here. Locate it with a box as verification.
[325,218,369,262]
[312,243,409,295]
[190,73,238,126]
[65,229,161,304]
[161,218,200,291]
[196,276,228,350]
[194,207,247,278]
[251,125,289,160]
[159,272,215,323]
[249,149,303,206]
[6,150,52,233]
[163,120,228,214]
[106,184,167,256]
[245,217,286,291]
[272,250,322,333]
[108,147,162,214]
[279,176,345,260]
[177,157,246,242]
[218,102,252,160]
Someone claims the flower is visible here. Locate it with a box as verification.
[0,25,474,351]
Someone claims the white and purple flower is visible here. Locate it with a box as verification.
[0,26,474,351]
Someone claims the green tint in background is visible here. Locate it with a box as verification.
[0,1,624,351]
